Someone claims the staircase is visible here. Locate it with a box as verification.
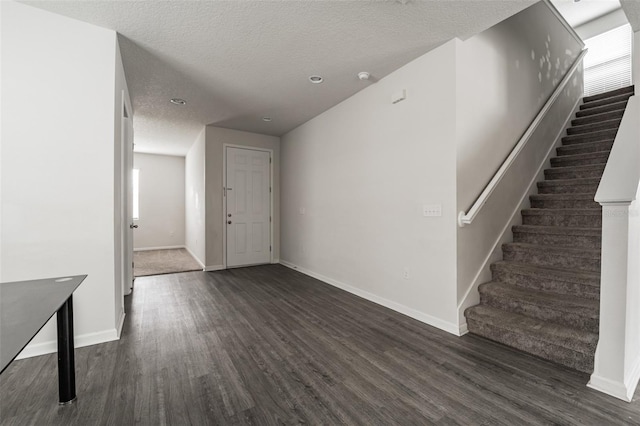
[464,85,635,373]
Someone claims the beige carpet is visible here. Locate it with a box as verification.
[134,248,202,277]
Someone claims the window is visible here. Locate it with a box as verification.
[583,24,633,97]
[133,169,140,220]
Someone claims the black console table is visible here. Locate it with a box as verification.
[0,275,86,404]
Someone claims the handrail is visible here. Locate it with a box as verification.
[458,48,588,227]
[594,95,639,204]
[542,0,586,49]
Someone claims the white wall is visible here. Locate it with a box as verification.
[185,128,206,267]
[205,126,280,269]
[280,40,459,332]
[634,31,640,85]
[133,153,186,250]
[455,1,584,326]
[575,8,628,40]
[1,1,122,354]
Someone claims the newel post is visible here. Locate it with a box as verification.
[588,201,640,402]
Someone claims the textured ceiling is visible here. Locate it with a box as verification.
[23,0,535,156]
[620,0,640,31]
[551,0,621,28]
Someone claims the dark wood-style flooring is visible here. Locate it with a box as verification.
[1,265,639,425]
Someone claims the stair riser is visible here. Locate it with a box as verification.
[513,231,601,250]
[551,155,608,167]
[580,93,633,110]
[466,320,594,373]
[572,109,624,126]
[575,101,628,118]
[537,182,599,194]
[491,267,599,300]
[479,292,599,334]
[503,248,600,272]
[583,86,634,103]
[544,168,605,180]
[566,120,621,135]
[556,142,613,156]
[562,130,617,145]
[530,198,600,209]
[522,214,601,227]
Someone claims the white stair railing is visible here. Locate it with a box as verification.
[458,49,588,227]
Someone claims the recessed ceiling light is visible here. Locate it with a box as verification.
[170,98,186,105]
[309,75,323,84]
[262,117,272,122]
[357,72,370,81]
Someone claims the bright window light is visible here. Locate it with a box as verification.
[133,169,140,220]
[583,24,632,97]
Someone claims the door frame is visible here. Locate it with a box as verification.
[222,144,274,269]
[121,90,134,297]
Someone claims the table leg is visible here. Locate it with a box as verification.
[56,295,76,404]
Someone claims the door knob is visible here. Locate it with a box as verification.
[227,221,232,225]
[130,224,138,229]
[228,213,232,217]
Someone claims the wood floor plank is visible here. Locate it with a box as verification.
[2,264,640,425]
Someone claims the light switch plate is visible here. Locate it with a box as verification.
[423,204,442,217]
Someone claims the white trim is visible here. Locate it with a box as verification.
[458,49,587,227]
[542,0,585,48]
[271,258,280,264]
[588,372,636,402]
[204,264,225,272]
[185,245,206,269]
[116,310,126,338]
[134,245,185,252]
[457,96,583,319]
[15,328,120,360]
[279,260,461,336]
[223,144,274,268]
[458,322,469,336]
[625,356,640,400]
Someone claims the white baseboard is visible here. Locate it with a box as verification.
[15,328,120,360]
[134,245,185,252]
[279,260,460,335]
[588,375,633,402]
[458,322,469,336]
[205,265,225,272]
[184,246,206,269]
[625,356,640,400]
[116,310,126,338]
[272,258,280,264]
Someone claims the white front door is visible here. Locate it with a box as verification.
[226,147,271,267]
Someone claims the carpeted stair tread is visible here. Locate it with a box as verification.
[575,100,629,118]
[561,128,617,145]
[464,305,597,373]
[550,151,609,167]
[521,208,601,227]
[571,108,625,126]
[513,225,600,236]
[579,92,633,110]
[582,85,634,103]
[529,193,599,209]
[544,164,606,180]
[479,281,599,333]
[537,177,600,194]
[491,260,600,294]
[566,118,621,135]
[512,225,601,250]
[502,242,600,272]
[556,140,613,156]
